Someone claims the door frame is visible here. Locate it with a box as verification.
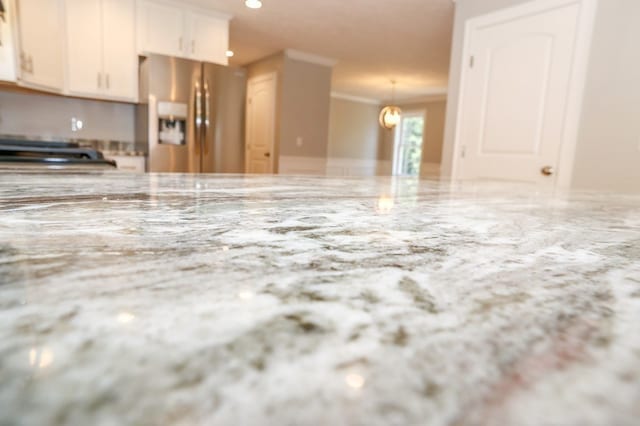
[451,0,598,187]
[245,72,277,174]
[392,109,426,176]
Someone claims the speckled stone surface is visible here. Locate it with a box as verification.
[1,172,639,426]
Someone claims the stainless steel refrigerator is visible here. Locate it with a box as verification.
[136,54,247,173]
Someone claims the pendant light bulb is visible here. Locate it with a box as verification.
[245,0,262,9]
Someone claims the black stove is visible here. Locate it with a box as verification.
[0,139,117,169]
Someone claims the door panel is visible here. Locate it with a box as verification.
[0,0,18,82]
[139,0,184,57]
[16,0,64,91]
[188,11,228,65]
[480,35,552,155]
[458,3,580,184]
[245,74,276,174]
[65,0,103,97]
[102,0,137,100]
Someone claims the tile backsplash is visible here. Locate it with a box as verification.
[0,89,135,143]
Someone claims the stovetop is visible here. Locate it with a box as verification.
[0,139,117,168]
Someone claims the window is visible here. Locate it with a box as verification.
[393,111,425,176]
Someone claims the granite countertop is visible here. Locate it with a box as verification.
[0,172,639,426]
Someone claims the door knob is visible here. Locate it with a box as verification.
[264,152,271,157]
[541,166,554,176]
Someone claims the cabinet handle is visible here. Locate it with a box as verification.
[97,73,102,88]
[179,37,183,51]
[191,40,195,54]
[28,56,33,74]
[106,74,110,90]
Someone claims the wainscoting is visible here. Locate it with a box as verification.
[326,158,391,177]
[279,156,441,178]
[278,156,327,175]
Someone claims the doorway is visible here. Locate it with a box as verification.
[393,111,425,176]
[245,73,277,174]
[452,0,597,186]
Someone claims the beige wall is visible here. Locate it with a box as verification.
[247,53,332,167]
[328,97,380,160]
[0,89,135,142]
[280,57,332,158]
[379,99,447,165]
[571,0,640,191]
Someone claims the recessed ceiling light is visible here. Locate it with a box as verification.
[226,50,235,58]
[245,0,262,9]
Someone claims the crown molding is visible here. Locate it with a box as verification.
[330,92,381,105]
[397,94,448,104]
[381,87,449,103]
[285,49,338,67]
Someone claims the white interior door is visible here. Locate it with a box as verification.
[245,74,276,174]
[456,2,582,185]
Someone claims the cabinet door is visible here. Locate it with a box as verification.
[0,0,18,82]
[102,0,137,100]
[138,0,185,57]
[107,155,146,173]
[15,0,64,91]
[188,11,228,65]
[65,0,103,97]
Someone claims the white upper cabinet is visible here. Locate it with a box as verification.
[65,0,137,102]
[187,10,229,65]
[137,0,230,65]
[137,0,184,57]
[15,0,65,92]
[0,0,18,82]
[101,0,138,100]
[65,0,103,96]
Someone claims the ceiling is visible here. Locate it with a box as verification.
[186,0,455,102]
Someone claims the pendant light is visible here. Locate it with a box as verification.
[379,80,402,130]
[245,0,262,9]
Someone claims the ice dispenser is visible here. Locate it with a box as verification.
[157,102,187,145]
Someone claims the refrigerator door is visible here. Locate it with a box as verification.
[144,55,202,173]
[201,63,247,173]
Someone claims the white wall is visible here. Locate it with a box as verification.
[570,0,640,191]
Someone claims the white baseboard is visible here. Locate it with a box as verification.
[326,158,390,177]
[278,156,441,178]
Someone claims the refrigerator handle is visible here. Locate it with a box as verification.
[194,80,202,153]
[203,79,211,155]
